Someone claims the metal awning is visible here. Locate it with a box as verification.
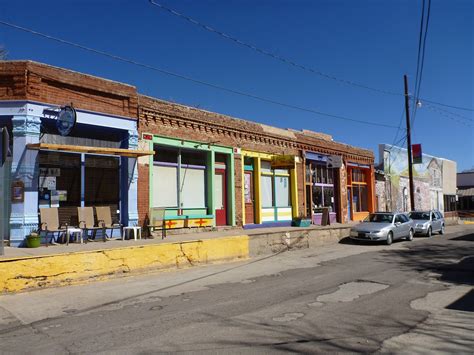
[27,143,154,158]
[458,188,474,197]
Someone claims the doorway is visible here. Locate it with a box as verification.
[244,171,255,224]
[215,169,227,226]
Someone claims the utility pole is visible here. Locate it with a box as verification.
[404,75,415,212]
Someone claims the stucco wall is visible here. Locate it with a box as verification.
[442,159,457,195]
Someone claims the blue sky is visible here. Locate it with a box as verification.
[1,0,472,171]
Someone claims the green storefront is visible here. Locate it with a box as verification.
[146,134,235,229]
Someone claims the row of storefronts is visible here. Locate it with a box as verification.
[0,61,375,246]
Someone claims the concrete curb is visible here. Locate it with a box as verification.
[0,236,249,294]
[0,226,352,294]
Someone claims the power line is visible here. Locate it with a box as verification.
[391,108,407,148]
[412,0,431,133]
[148,1,474,113]
[148,0,402,97]
[420,98,474,112]
[412,0,426,117]
[0,19,400,129]
[425,104,473,127]
[423,102,473,123]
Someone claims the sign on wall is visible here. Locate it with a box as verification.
[412,144,423,164]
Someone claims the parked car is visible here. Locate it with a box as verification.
[350,212,414,245]
[408,210,445,237]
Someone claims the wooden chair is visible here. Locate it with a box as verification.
[147,207,167,239]
[39,207,68,246]
[77,207,102,242]
[95,206,122,240]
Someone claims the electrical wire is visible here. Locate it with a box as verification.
[425,104,473,127]
[148,1,474,113]
[412,0,425,118]
[423,102,473,123]
[411,0,431,137]
[0,19,400,129]
[419,98,473,112]
[148,0,402,97]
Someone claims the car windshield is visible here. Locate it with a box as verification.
[366,214,393,223]
[409,212,430,220]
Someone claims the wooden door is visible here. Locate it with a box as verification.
[244,171,255,224]
[215,170,227,226]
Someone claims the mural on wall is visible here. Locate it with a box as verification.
[381,144,443,212]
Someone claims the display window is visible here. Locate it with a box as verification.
[38,151,120,224]
[152,145,207,209]
[261,163,290,208]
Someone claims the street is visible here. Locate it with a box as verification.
[0,224,473,354]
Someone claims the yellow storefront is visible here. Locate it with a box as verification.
[241,150,298,226]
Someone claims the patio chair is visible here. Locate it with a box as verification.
[147,207,167,239]
[77,207,102,242]
[39,207,68,246]
[95,206,122,240]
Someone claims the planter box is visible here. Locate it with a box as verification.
[26,236,41,248]
[291,219,311,227]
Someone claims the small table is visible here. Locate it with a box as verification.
[122,226,142,241]
[66,228,84,245]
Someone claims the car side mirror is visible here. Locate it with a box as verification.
[395,222,401,227]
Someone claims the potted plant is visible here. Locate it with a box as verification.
[292,212,311,227]
[26,230,41,248]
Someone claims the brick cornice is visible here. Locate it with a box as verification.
[139,99,374,165]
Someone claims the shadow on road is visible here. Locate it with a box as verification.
[376,232,474,313]
[447,289,474,312]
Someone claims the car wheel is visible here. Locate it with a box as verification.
[426,227,432,238]
[440,224,445,235]
[406,229,414,241]
[386,232,393,245]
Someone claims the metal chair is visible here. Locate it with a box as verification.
[77,207,102,242]
[39,207,68,246]
[147,207,167,239]
[95,206,122,240]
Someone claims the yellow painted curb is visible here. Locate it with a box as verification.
[464,221,474,225]
[0,236,250,294]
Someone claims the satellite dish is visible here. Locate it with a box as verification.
[56,105,76,136]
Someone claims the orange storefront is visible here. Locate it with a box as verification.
[346,163,375,221]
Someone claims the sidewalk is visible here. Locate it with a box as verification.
[0,223,353,294]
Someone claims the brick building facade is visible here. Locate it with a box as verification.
[0,61,375,246]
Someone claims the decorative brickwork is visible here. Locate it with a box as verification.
[0,61,138,118]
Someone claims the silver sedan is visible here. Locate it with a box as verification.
[408,210,445,237]
[350,212,415,245]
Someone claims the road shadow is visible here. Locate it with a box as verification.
[447,288,474,312]
[377,233,474,290]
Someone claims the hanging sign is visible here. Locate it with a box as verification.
[412,144,422,164]
[327,155,343,169]
[56,105,77,136]
[271,155,295,168]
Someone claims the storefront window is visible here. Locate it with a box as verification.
[312,185,335,212]
[310,163,335,214]
[261,175,273,207]
[153,145,207,209]
[38,151,81,224]
[444,195,456,212]
[312,186,322,207]
[85,155,120,217]
[260,162,291,208]
[275,176,290,207]
[154,165,178,207]
[323,186,334,210]
[305,164,312,183]
[352,185,368,212]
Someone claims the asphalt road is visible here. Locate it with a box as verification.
[0,224,473,354]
